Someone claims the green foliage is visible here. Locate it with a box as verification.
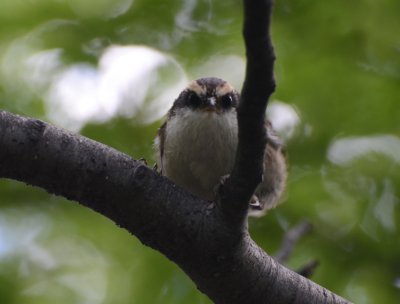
[1,0,399,303]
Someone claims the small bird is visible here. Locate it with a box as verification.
[154,77,286,216]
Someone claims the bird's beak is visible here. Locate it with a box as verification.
[204,97,217,112]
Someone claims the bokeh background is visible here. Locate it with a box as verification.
[1,0,399,303]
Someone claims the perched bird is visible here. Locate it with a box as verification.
[154,77,286,216]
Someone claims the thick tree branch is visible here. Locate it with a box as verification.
[0,110,350,303]
[218,0,276,223]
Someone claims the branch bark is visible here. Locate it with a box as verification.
[0,0,352,303]
[217,0,276,224]
[0,110,350,304]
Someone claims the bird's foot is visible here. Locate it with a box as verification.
[249,195,263,210]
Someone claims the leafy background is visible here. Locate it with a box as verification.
[1,0,399,303]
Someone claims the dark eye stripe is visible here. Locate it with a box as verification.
[219,95,232,108]
[187,91,202,108]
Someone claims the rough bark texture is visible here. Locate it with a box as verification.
[0,110,350,304]
[0,0,352,303]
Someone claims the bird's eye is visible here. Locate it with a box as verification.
[220,94,233,109]
[187,92,202,108]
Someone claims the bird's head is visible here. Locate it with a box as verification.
[170,77,239,116]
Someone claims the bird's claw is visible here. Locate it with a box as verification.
[249,195,263,210]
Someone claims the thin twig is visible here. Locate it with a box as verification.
[274,220,313,264]
[297,260,320,278]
